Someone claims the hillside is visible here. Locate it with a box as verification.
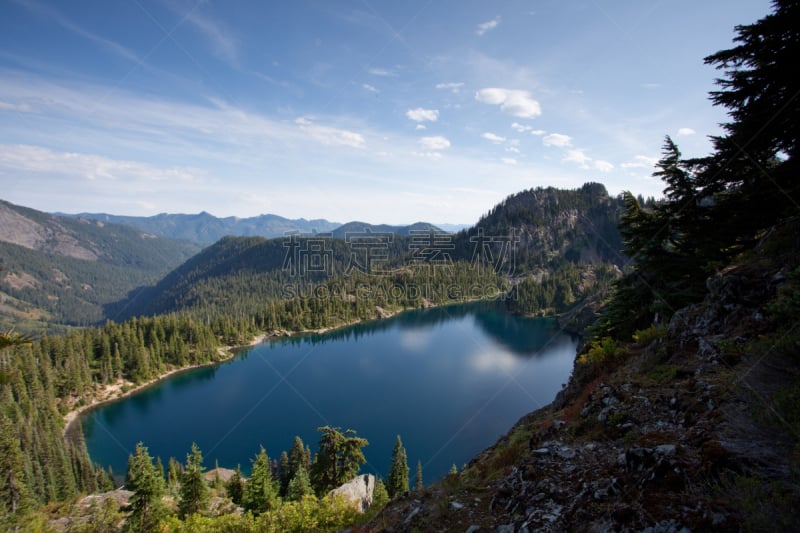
[368,218,800,532]
[112,184,624,323]
[0,200,202,330]
[62,211,341,244]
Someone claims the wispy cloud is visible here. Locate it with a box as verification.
[362,83,379,93]
[476,16,501,36]
[677,127,696,136]
[621,155,658,169]
[435,82,464,93]
[564,149,591,169]
[419,136,450,151]
[475,88,541,118]
[12,0,140,63]
[296,117,366,149]
[184,10,240,65]
[367,67,396,77]
[593,160,614,172]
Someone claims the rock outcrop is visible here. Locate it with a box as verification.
[330,474,375,513]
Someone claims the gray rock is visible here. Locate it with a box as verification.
[329,474,375,513]
[450,501,465,510]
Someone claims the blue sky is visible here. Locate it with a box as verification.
[0,0,770,224]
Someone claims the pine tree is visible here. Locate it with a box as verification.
[243,446,278,514]
[386,435,409,498]
[124,442,165,533]
[0,414,33,517]
[278,451,290,497]
[372,478,389,509]
[310,426,368,495]
[177,442,209,519]
[286,466,313,501]
[225,465,244,506]
[414,460,423,492]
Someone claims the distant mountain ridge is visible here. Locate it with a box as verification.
[63,211,453,244]
[61,211,342,244]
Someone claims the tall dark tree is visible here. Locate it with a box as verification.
[225,465,244,506]
[124,442,165,533]
[415,460,423,492]
[386,435,409,498]
[310,426,368,495]
[702,0,800,245]
[177,443,209,518]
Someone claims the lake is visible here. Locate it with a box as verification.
[82,302,578,483]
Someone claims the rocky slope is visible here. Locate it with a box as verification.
[367,220,800,531]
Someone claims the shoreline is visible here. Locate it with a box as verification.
[62,334,267,439]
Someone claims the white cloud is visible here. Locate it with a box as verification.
[296,117,366,149]
[542,133,572,148]
[677,127,696,136]
[419,136,451,151]
[476,16,501,36]
[531,129,546,136]
[506,146,520,154]
[621,155,658,169]
[501,157,517,165]
[362,83,379,93]
[564,149,591,169]
[475,88,541,118]
[593,160,614,172]
[511,122,531,133]
[415,124,426,130]
[406,108,439,122]
[435,82,464,93]
[481,132,506,143]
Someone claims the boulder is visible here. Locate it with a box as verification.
[329,474,375,513]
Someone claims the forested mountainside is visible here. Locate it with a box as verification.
[62,211,341,244]
[0,201,201,331]
[112,183,624,327]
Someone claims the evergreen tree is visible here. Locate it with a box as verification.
[386,435,409,498]
[372,478,389,509]
[449,464,458,475]
[124,442,165,533]
[415,460,423,492]
[278,451,290,497]
[701,0,800,252]
[177,442,209,519]
[166,457,182,494]
[225,465,244,506]
[0,414,33,517]
[243,446,278,514]
[286,466,313,501]
[310,426,368,495]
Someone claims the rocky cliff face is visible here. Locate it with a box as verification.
[368,221,800,531]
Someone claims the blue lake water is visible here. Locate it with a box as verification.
[82,302,578,483]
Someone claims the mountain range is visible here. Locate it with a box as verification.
[0,183,624,331]
[61,211,463,244]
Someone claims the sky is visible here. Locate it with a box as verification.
[0,0,772,225]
